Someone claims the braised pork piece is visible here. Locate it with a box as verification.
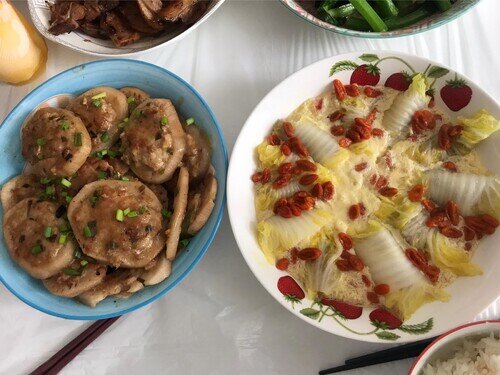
[1,86,217,307]
[48,0,212,47]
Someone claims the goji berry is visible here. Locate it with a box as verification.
[295,159,317,172]
[374,284,390,295]
[277,206,292,218]
[298,247,322,261]
[440,226,463,238]
[330,125,345,136]
[354,162,367,172]
[336,259,352,271]
[443,161,457,172]
[345,84,360,97]
[282,122,295,138]
[276,258,290,271]
[338,232,353,250]
[338,137,352,148]
[408,184,425,202]
[445,200,460,226]
[299,174,319,185]
[322,182,335,200]
[267,134,281,146]
[348,204,361,220]
[379,186,398,197]
[329,110,345,122]
[280,143,291,156]
[364,87,382,98]
[333,79,347,101]
[278,162,293,175]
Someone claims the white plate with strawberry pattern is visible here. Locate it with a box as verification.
[227,51,500,343]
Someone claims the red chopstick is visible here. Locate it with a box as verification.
[29,317,119,375]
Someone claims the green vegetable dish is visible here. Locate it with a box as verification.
[314,0,458,32]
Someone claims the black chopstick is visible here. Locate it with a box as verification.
[319,336,436,374]
[345,336,436,365]
[29,317,119,375]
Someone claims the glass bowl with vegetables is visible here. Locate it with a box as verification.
[281,0,480,38]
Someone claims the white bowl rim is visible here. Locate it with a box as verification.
[228,50,500,343]
[408,319,500,374]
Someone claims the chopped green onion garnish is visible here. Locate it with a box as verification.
[40,177,51,185]
[74,248,82,259]
[97,171,107,180]
[179,239,190,248]
[96,150,108,159]
[60,222,70,233]
[45,185,55,196]
[91,92,107,100]
[63,268,81,276]
[123,208,130,216]
[107,150,118,158]
[92,99,102,108]
[161,209,171,219]
[186,117,195,126]
[127,96,135,104]
[31,244,43,254]
[61,178,72,188]
[58,233,67,244]
[120,176,129,181]
[160,116,169,126]
[61,121,70,131]
[43,226,52,238]
[36,154,44,160]
[134,110,143,118]
[100,132,109,142]
[83,225,93,238]
[116,209,124,222]
[127,210,138,218]
[36,138,46,146]
[89,195,99,206]
[74,132,82,147]
[80,260,89,267]
[65,195,72,204]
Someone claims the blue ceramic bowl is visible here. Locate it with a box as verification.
[0,60,227,320]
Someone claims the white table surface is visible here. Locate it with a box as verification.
[1,1,499,374]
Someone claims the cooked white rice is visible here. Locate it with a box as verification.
[423,332,500,375]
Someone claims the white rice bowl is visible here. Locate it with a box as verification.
[410,321,500,375]
[423,333,500,374]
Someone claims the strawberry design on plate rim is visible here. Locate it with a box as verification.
[277,276,433,341]
[330,53,473,112]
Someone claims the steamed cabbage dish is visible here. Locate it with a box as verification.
[1,86,217,307]
[251,75,500,321]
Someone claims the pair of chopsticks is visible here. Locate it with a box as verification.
[30,317,119,375]
[319,336,436,374]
